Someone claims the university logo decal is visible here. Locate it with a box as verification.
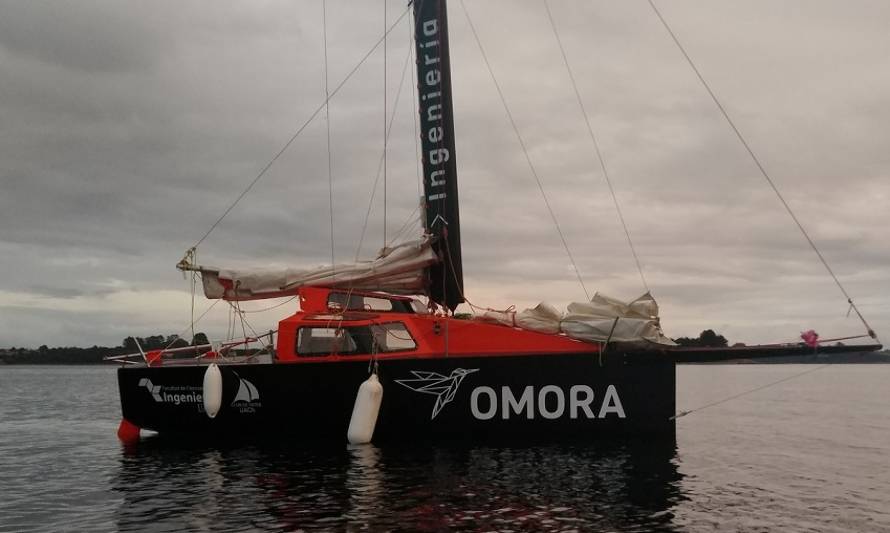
[231,375,261,413]
[138,378,202,406]
[395,368,479,419]
[231,377,260,405]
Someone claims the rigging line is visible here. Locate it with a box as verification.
[233,299,249,341]
[237,295,298,313]
[227,301,263,356]
[458,0,590,301]
[354,40,416,262]
[188,248,198,344]
[156,298,223,358]
[383,0,388,249]
[190,271,196,342]
[544,1,649,294]
[410,23,422,199]
[387,204,422,248]
[323,0,335,279]
[227,301,236,341]
[189,3,413,251]
[232,301,265,346]
[647,0,877,340]
[335,31,417,335]
[671,363,832,420]
[227,301,236,340]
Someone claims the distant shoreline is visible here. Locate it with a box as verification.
[2,349,887,365]
[683,351,890,364]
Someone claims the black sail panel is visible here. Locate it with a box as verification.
[414,0,464,311]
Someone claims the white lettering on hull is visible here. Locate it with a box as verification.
[469,384,626,421]
[470,386,497,420]
[598,384,625,418]
[503,386,534,419]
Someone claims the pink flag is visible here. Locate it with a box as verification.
[800,329,819,348]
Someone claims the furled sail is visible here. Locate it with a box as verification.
[481,292,676,346]
[180,238,438,301]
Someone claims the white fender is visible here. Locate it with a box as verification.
[347,374,383,444]
[202,363,223,419]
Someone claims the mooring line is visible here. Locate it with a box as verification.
[671,363,832,420]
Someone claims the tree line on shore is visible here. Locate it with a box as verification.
[0,333,209,365]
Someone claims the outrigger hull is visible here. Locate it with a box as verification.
[118,353,676,442]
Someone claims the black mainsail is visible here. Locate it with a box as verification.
[414,0,464,311]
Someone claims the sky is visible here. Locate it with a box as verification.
[1,0,888,349]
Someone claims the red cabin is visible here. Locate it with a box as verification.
[275,287,595,363]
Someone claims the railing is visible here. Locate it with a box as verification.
[103,331,277,366]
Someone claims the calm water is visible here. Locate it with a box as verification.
[0,365,888,532]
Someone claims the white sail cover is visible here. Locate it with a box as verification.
[481,292,676,346]
[192,238,438,300]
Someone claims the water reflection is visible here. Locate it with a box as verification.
[114,437,683,532]
[344,444,385,526]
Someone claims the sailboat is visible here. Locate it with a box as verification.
[112,0,881,444]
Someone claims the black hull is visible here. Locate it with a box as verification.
[118,353,676,442]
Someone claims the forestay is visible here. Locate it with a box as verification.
[482,292,676,346]
[183,238,438,301]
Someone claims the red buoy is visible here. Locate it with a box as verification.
[117,418,141,444]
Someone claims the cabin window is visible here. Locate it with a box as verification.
[295,322,416,356]
[296,327,358,356]
[369,323,417,352]
[327,292,394,312]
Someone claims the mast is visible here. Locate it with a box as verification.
[413,0,464,311]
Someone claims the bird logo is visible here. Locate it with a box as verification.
[395,368,479,419]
